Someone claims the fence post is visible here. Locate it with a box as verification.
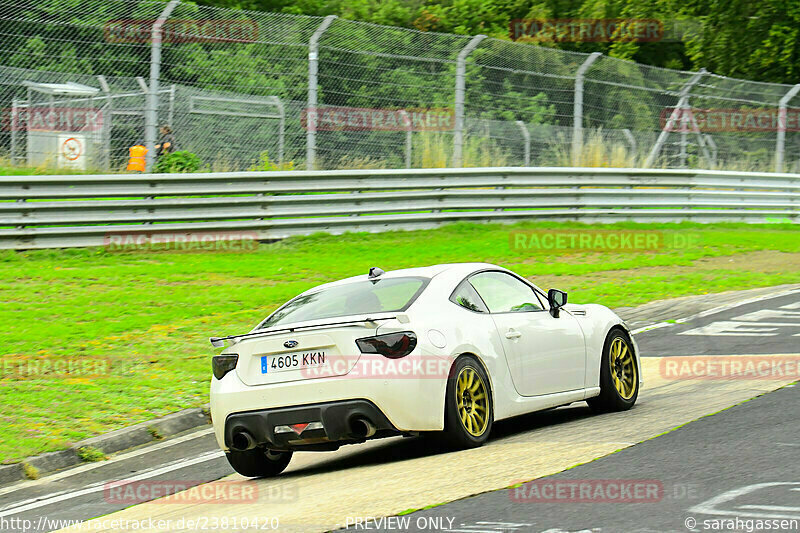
[572,52,601,166]
[273,97,286,166]
[704,134,718,167]
[306,15,337,171]
[776,83,800,172]
[453,34,486,168]
[145,0,179,172]
[645,68,706,168]
[10,98,17,165]
[621,128,636,155]
[515,120,530,166]
[399,110,412,168]
[97,75,112,171]
[168,84,176,129]
[684,112,712,167]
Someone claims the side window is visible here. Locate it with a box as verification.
[450,280,489,313]
[468,271,544,313]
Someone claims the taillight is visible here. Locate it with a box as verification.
[356,331,417,359]
[212,354,239,380]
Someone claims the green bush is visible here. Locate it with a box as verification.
[249,150,294,171]
[153,151,203,173]
[77,446,107,462]
[22,462,39,479]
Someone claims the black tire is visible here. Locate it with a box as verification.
[225,448,292,478]
[442,355,493,449]
[587,329,639,413]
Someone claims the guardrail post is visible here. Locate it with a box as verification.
[645,68,706,168]
[453,34,486,168]
[145,0,179,172]
[306,15,337,171]
[515,120,530,166]
[776,83,800,172]
[572,52,601,166]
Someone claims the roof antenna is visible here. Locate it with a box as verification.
[368,267,385,279]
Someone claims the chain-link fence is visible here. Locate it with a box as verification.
[2,0,800,173]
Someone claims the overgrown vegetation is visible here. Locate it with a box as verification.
[249,150,296,172]
[0,157,109,176]
[153,151,204,174]
[196,0,800,85]
[21,462,39,480]
[147,426,164,440]
[76,446,107,463]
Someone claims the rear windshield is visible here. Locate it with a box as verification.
[258,276,429,329]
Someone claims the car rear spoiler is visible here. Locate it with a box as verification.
[209,314,409,348]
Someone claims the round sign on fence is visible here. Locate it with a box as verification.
[61,137,82,161]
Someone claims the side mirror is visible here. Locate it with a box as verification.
[547,289,568,317]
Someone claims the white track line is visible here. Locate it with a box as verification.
[689,482,800,520]
[0,450,224,517]
[630,287,800,335]
[0,427,215,497]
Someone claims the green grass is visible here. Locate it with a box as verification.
[0,164,103,176]
[1,221,799,463]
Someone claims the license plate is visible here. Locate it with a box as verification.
[261,351,326,374]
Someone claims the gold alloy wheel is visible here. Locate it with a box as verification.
[456,366,489,436]
[610,337,637,400]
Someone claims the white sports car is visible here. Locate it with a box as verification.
[209,263,641,477]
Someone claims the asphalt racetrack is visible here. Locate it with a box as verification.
[365,381,799,533]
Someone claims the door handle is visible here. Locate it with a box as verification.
[505,329,522,339]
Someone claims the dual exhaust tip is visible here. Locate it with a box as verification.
[229,417,376,452]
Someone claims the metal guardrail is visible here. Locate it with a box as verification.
[2,167,799,249]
